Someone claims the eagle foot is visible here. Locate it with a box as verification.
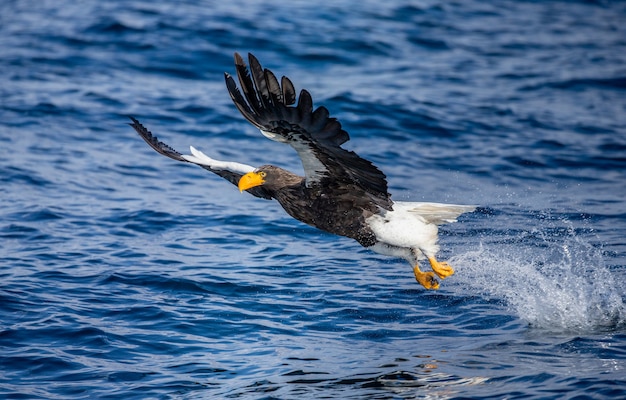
[429,257,455,279]
[413,266,440,290]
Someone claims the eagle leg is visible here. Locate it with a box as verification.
[428,257,455,279]
[413,265,440,290]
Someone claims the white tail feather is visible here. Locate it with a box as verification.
[393,201,476,225]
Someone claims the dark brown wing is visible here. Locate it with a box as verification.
[129,116,273,200]
[224,53,392,211]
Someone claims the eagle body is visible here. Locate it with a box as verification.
[130,52,475,290]
[249,165,380,247]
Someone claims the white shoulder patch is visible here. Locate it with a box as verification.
[289,139,329,186]
[259,128,328,186]
[182,146,255,174]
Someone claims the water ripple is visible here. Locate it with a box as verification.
[1,0,625,398]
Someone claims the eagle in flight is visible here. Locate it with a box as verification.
[130,53,475,289]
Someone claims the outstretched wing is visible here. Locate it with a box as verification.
[224,53,392,210]
[129,117,273,200]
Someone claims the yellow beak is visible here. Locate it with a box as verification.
[238,171,265,192]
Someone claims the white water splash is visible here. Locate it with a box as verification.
[450,221,626,332]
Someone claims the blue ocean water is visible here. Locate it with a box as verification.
[1,0,626,398]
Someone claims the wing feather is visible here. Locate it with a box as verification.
[225,53,392,209]
[234,53,263,116]
[265,69,283,104]
[129,117,273,200]
[282,76,296,105]
[248,54,271,112]
[129,116,186,162]
[310,106,330,132]
[297,90,313,126]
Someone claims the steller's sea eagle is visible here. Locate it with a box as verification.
[129,53,475,289]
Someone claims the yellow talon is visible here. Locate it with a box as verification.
[429,257,455,279]
[413,266,440,290]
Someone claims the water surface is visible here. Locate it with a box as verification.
[1,1,625,398]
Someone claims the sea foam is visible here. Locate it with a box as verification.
[450,219,626,332]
